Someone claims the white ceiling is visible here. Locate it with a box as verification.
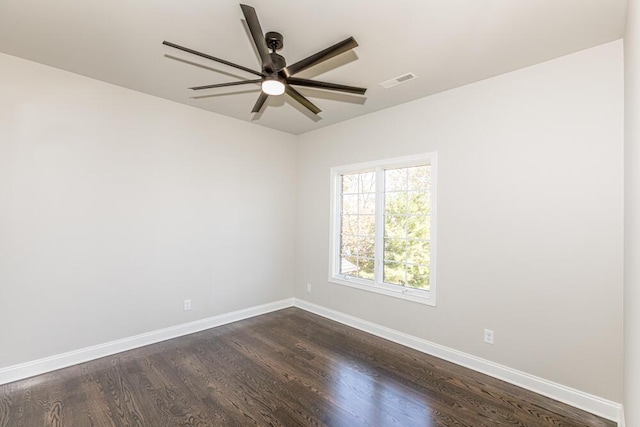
[0,0,628,135]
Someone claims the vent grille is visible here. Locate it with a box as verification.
[379,72,418,89]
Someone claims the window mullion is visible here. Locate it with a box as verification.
[374,166,385,285]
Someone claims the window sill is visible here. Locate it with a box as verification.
[329,276,436,306]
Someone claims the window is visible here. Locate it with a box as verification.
[329,153,437,305]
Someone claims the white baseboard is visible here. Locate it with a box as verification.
[0,298,294,386]
[293,298,623,425]
[0,297,624,426]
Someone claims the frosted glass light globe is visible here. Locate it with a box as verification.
[262,78,285,96]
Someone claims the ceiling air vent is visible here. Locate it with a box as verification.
[379,72,418,89]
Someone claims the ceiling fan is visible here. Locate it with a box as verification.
[163,4,366,117]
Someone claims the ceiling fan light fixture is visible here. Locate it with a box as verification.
[262,76,285,96]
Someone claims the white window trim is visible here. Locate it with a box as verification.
[328,152,438,306]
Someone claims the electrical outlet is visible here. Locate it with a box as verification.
[184,299,192,311]
[484,329,494,344]
[306,283,312,293]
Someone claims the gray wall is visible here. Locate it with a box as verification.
[295,41,624,402]
[0,39,626,408]
[624,0,640,423]
[0,53,297,367]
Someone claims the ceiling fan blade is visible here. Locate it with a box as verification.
[190,79,262,90]
[282,37,358,78]
[252,92,269,113]
[240,4,274,73]
[287,77,366,95]
[163,41,262,77]
[285,85,321,115]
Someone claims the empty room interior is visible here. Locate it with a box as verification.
[1,0,639,426]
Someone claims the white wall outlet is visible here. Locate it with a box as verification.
[183,299,192,311]
[484,329,494,344]
[306,283,312,293]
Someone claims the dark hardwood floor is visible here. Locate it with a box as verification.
[0,307,615,426]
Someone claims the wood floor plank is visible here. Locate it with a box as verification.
[246,312,515,426]
[0,308,616,427]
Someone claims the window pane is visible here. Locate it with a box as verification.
[340,256,358,276]
[382,165,432,289]
[384,261,406,286]
[359,172,376,193]
[342,194,358,214]
[384,191,406,214]
[341,215,358,236]
[407,165,430,190]
[342,174,358,194]
[340,234,357,256]
[359,193,376,214]
[407,240,430,265]
[358,237,375,258]
[384,215,407,238]
[357,258,375,280]
[384,238,406,262]
[407,191,430,214]
[407,265,430,290]
[385,168,407,192]
[407,215,430,240]
[358,215,376,237]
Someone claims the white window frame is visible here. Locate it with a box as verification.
[329,153,438,306]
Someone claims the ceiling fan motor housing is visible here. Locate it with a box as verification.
[264,32,286,72]
[269,52,286,72]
